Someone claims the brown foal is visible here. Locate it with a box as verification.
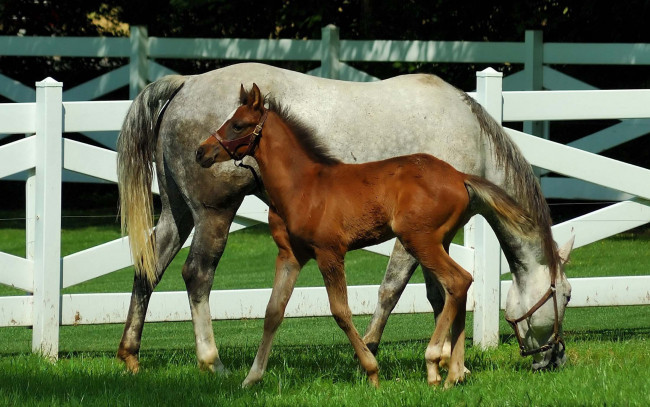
[196,84,536,388]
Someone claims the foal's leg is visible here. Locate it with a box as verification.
[182,205,239,373]
[317,250,380,388]
[425,252,471,388]
[363,239,419,354]
[243,209,307,388]
[404,240,471,387]
[117,204,193,373]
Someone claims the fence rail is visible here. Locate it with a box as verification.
[3,26,650,202]
[0,70,648,359]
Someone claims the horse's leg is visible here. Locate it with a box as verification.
[117,203,193,372]
[363,239,419,354]
[243,209,306,388]
[317,250,380,388]
[181,205,239,373]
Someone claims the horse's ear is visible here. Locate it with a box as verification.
[251,83,264,111]
[558,235,575,265]
[239,84,248,105]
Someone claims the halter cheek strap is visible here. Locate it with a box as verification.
[210,110,268,192]
[210,110,268,161]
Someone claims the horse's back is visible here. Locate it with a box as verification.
[159,63,493,209]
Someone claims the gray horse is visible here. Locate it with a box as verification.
[116,63,573,383]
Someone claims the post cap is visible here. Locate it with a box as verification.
[476,67,503,78]
[35,77,63,87]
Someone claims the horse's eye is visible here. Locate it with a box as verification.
[232,123,243,133]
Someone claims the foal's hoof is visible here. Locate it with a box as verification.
[199,359,230,376]
[368,373,380,389]
[443,370,468,389]
[117,350,140,374]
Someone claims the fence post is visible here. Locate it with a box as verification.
[320,25,341,79]
[129,25,149,99]
[523,30,549,176]
[472,68,503,348]
[32,78,63,360]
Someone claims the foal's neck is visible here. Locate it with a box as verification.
[254,112,334,207]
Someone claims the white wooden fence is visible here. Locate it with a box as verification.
[2,26,649,200]
[1,69,648,358]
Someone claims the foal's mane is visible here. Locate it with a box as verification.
[266,97,342,166]
[461,92,560,277]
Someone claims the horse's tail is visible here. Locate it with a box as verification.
[464,174,536,239]
[117,75,186,286]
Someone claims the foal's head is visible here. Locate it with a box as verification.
[196,83,266,167]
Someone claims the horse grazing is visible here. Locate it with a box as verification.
[196,84,540,388]
[117,63,573,377]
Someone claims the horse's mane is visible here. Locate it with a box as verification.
[266,97,342,166]
[460,92,560,278]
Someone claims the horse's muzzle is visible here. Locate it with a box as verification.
[532,341,566,371]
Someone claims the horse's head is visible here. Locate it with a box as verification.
[505,236,574,371]
[196,83,266,167]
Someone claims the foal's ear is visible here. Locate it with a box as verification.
[251,83,264,111]
[558,235,575,265]
[239,84,248,105]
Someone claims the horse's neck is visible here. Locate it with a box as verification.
[499,231,549,284]
[255,114,326,211]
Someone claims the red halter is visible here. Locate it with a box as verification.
[210,110,268,161]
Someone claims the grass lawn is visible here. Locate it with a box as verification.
[0,210,649,406]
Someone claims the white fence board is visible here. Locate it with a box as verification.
[62,65,130,102]
[0,73,35,103]
[0,137,35,179]
[0,252,33,292]
[60,275,650,326]
[568,118,650,153]
[503,90,650,121]
[542,178,633,201]
[339,40,525,63]
[63,139,118,183]
[62,101,131,132]
[542,66,598,91]
[0,103,35,134]
[544,43,650,65]
[0,296,32,326]
[0,36,129,57]
[551,200,650,250]
[501,276,650,308]
[62,237,132,289]
[149,38,322,60]
[506,128,650,200]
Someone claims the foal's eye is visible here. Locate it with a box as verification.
[232,123,243,133]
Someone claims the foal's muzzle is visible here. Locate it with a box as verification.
[195,145,216,168]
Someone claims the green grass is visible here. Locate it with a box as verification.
[0,211,649,405]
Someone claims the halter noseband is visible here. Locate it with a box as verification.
[211,110,268,161]
[505,273,564,356]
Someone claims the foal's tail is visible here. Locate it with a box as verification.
[464,174,536,239]
[117,75,186,286]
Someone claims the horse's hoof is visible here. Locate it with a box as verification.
[242,371,263,388]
